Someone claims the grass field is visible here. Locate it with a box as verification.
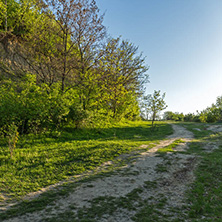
[180,122,222,221]
[0,121,173,200]
[2,121,222,221]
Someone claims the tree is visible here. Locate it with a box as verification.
[163,111,174,120]
[40,0,106,94]
[0,0,40,36]
[0,0,151,129]
[184,113,194,122]
[97,37,149,118]
[216,96,222,121]
[196,96,222,123]
[144,90,167,127]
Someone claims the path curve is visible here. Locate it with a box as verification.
[4,124,196,222]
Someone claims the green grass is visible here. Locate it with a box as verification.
[155,163,168,173]
[132,196,169,222]
[185,139,222,221]
[176,122,222,221]
[0,121,173,199]
[188,149,222,217]
[157,139,185,154]
[178,122,213,139]
[29,188,144,222]
[5,121,222,221]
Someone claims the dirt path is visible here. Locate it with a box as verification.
[4,124,197,222]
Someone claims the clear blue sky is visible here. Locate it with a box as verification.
[96,0,222,114]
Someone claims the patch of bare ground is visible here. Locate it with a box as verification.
[3,124,201,222]
[207,124,222,133]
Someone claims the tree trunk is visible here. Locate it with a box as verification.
[152,112,156,128]
[61,75,65,92]
[5,0,7,32]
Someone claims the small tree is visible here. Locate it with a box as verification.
[6,122,19,158]
[144,90,167,127]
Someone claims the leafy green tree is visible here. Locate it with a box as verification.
[216,96,222,121]
[163,111,174,120]
[184,113,194,122]
[197,98,222,123]
[0,0,49,82]
[144,90,167,127]
[40,0,106,94]
[97,37,149,118]
[0,0,40,36]
[0,0,150,132]
[21,12,63,86]
[173,112,184,121]
[0,1,6,30]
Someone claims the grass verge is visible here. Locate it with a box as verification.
[180,122,222,221]
[157,139,185,154]
[0,121,173,200]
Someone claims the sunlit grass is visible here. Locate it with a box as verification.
[157,139,185,153]
[0,121,173,198]
[187,142,222,220]
[180,122,222,221]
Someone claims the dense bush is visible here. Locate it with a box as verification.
[164,96,222,123]
[199,107,222,123]
[0,73,141,137]
[164,111,184,121]
[0,74,78,135]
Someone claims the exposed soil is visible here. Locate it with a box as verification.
[207,125,222,133]
[3,125,203,222]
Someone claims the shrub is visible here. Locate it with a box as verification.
[0,74,77,134]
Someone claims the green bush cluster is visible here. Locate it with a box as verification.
[164,96,222,123]
[0,74,81,135]
[0,74,139,138]
[164,111,184,121]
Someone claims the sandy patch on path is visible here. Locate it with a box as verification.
[4,124,197,222]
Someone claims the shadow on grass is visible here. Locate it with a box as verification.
[0,122,173,201]
[11,122,174,148]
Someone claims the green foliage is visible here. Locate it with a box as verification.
[0,0,149,135]
[95,37,148,120]
[143,90,167,126]
[0,74,78,134]
[165,95,222,124]
[5,122,19,158]
[67,105,88,129]
[163,111,174,120]
[0,0,40,35]
[184,113,195,122]
[183,96,222,123]
[197,99,222,123]
[0,1,6,28]
[164,111,184,121]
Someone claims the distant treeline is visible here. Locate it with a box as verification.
[164,96,222,123]
[0,0,149,135]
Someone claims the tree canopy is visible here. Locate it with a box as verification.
[0,0,149,134]
[142,90,167,127]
